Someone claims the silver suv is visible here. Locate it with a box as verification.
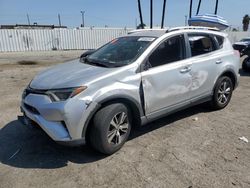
[21,27,240,154]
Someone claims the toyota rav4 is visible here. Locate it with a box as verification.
[21,27,240,154]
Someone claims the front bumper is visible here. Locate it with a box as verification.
[21,93,97,145]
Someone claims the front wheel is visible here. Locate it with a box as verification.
[89,103,131,155]
[210,76,233,110]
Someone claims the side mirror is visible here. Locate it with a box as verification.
[80,50,96,62]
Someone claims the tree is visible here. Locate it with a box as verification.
[214,0,219,15]
[242,14,250,31]
[137,0,144,29]
[136,23,146,29]
[232,28,238,32]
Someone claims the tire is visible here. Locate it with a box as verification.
[89,103,132,155]
[242,57,250,71]
[210,76,233,110]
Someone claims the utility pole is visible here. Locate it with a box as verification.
[80,11,85,27]
[185,15,188,26]
[58,14,61,26]
[26,14,31,25]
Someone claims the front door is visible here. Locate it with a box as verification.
[141,35,192,118]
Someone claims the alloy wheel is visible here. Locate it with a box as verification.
[107,112,129,145]
[217,80,231,105]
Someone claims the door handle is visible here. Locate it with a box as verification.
[180,66,191,73]
[216,60,223,64]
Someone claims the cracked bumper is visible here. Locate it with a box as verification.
[21,93,97,145]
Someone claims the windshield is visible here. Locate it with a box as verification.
[86,36,156,67]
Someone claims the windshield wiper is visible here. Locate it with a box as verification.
[98,59,127,68]
[83,57,109,68]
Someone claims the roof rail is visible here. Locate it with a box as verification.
[128,28,168,34]
[166,26,220,33]
[127,26,220,35]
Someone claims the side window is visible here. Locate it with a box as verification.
[188,34,216,57]
[214,35,224,49]
[148,35,185,67]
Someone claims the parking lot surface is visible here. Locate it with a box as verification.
[0,51,249,188]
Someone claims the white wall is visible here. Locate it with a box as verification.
[227,32,250,43]
[0,28,130,52]
[0,28,249,52]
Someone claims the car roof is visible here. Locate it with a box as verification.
[128,29,167,38]
[128,26,226,38]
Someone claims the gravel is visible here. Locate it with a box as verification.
[0,51,249,188]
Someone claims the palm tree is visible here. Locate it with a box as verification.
[150,0,153,29]
[214,0,219,14]
[136,23,146,29]
[137,0,144,29]
[195,0,219,16]
[196,0,202,15]
[189,0,193,18]
[161,0,167,28]
[243,15,250,31]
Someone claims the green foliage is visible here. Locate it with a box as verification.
[243,14,250,31]
[136,23,146,29]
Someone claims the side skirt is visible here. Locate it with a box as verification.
[140,95,212,126]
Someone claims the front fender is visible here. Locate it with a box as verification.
[78,80,144,139]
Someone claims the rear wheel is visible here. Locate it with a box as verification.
[210,76,233,110]
[89,103,131,155]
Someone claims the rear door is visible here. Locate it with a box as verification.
[186,33,221,101]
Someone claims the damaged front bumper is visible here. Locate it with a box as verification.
[20,92,97,146]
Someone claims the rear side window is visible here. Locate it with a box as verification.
[214,35,224,49]
[188,34,216,57]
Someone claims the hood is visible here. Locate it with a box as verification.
[233,41,249,46]
[30,59,114,90]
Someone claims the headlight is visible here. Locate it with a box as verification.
[46,86,87,102]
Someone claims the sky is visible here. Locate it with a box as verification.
[0,0,249,29]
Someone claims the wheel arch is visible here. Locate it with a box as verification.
[216,69,238,90]
[82,95,143,140]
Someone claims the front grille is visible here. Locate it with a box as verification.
[24,103,40,115]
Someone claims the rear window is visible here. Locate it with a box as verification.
[215,35,224,49]
[188,34,216,57]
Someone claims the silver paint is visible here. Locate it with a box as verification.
[21,28,240,145]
